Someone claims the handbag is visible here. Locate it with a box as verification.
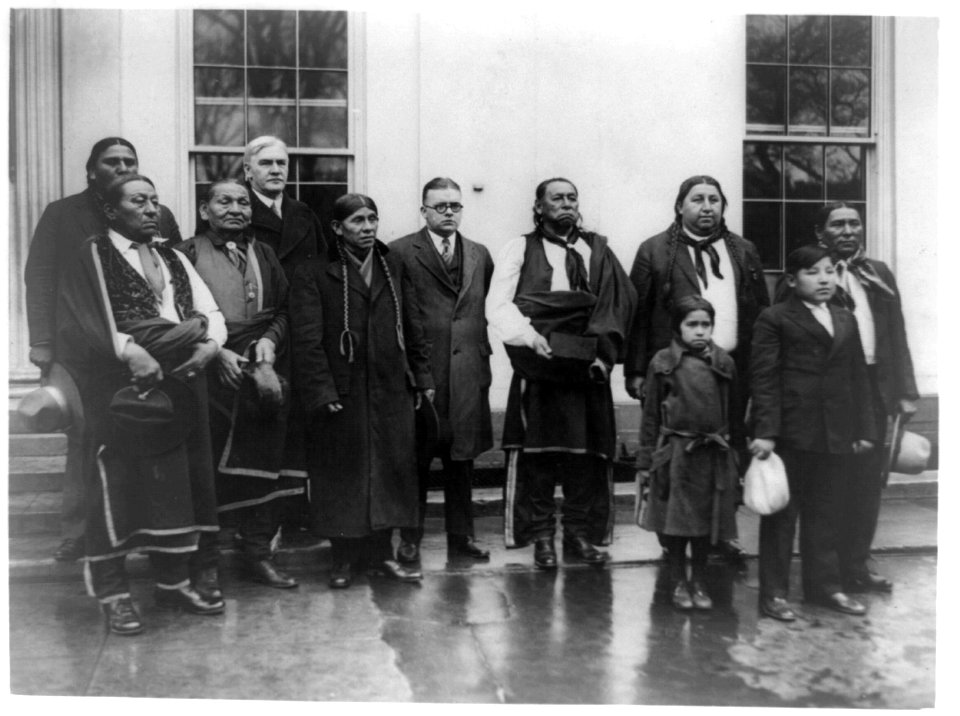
[743,452,790,516]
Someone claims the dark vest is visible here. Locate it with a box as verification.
[96,236,194,324]
[191,237,261,322]
[514,231,594,298]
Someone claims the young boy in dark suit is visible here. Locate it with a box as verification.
[749,245,877,621]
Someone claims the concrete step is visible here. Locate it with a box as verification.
[9,433,68,457]
[8,470,938,538]
[8,456,65,494]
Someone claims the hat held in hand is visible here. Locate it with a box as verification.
[17,363,83,433]
[106,376,197,456]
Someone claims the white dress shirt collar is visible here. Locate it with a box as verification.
[252,188,283,218]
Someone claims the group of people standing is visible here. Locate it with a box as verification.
[23,135,917,637]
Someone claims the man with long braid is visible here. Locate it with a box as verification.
[56,174,226,635]
[486,178,636,570]
[625,175,769,564]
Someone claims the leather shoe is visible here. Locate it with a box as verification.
[53,537,84,562]
[370,559,423,583]
[846,572,893,593]
[329,562,353,589]
[192,567,223,602]
[819,592,867,616]
[397,540,420,564]
[759,597,797,621]
[533,537,558,570]
[248,559,298,589]
[155,585,225,615]
[562,534,608,565]
[447,535,490,560]
[689,581,713,610]
[672,582,694,610]
[102,597,143,636]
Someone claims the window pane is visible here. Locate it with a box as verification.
[299,11,348,69]
[789,15,829,65]
[826,145,864,200]
[746,15,785,63]
[194,67,244,99]
[784,144,824,199]
[743,202,782,270]
[300,70,348,101]
[747,65,785,128]
[789,67,827,134]
[195,153,244,182]
[832,16,871,66]
[194,10,243,65]
[247,105,296,145]
[248,68,296,99]
[299,184,348,228]
[744,143,782,199]
[247,10,296,67]
[195,104,245,146]
[784,203,822,257]
[298,156,349,183]
[299,107,349,148]
[831,69,870,134]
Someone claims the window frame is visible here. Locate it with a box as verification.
[743,16,894,273]
[179,9,366,232]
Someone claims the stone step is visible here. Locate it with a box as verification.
[9,433,68,457]
[8,470,938,538]
[8,456,66,493]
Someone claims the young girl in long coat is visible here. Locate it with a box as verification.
[290,194,434,589]
[637,295,742,610]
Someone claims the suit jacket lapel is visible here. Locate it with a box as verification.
[668,233,702,290]
[828,305,854,360]
[414,228,457,294]
[456,235,478,309]
[277,194,309,261]
[783,295,834,347]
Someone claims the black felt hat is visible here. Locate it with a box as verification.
[104,375,197,456]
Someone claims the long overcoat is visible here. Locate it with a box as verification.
[637,341,741,540]
[390,228,494,459]
[248,188,326,282]
[290,240,433,538]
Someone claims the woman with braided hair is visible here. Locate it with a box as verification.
[290,194,434,589]
[624,175,769,563]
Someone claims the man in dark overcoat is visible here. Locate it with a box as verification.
[390,178,495,562]
[243,135,326,282]
[24,137,182,563]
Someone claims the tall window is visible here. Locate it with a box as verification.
[191,9,352,229]
[743,15,873,270]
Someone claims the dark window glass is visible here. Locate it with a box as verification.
[248,69,296,99]
[789,15,829,65]
[194,104,245,146]
[747,66,786,128]
[747,15,786,63]
[247,105,296,145]
[832,16,871,66]
[298,156,349,183]
[743,143,782,199]
[784,203,822,257]
[744,202,783,269]
[788,67,828,134]
[194,10,243,65]
[247,10,296,67]
[299,184,348,228]
[825,145,864,200]
[784,144,824,200]
[194,67,244,98]
[300,70,349,101]
[194,153,244,182]
[299,11,348,68]
[831,69,870,134]
[299,107,349,148]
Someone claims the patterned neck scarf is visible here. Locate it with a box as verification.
[674,223,725,288]
[538,225,590,293]
[823,243,896,298]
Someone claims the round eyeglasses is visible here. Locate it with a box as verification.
[424,203,463,214]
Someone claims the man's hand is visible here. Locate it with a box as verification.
[626,375,644,401]
[852,439,874,454]
[29,345,54,373]
[121,342,163,388]
[531,333,552,359]
[172,339,220,382]
[589,358,610,383]
[216,347,249,390]
[254,338,276,366]
[749,438,776,460]
[252,362,283,409]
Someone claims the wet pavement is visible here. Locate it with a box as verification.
[8,515,937,706]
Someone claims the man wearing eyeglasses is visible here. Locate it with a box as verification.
[390,178,494,563]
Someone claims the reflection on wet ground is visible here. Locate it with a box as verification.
[9,553,935,706]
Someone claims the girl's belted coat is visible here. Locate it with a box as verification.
[290,240,433,538]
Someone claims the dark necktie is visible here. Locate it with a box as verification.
[541,232,590,293]
[679,232,724,287]
[136,242,165,299]
[441,237,452,266]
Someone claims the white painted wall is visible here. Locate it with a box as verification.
[60,10,184,222]
[892,17,938,397]
[367,11,747,408]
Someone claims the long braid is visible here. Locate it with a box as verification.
[334,241,357,363]
[376,248,405,351]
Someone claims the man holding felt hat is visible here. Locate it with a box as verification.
[55,173,226,635]
[486,178,636,569]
